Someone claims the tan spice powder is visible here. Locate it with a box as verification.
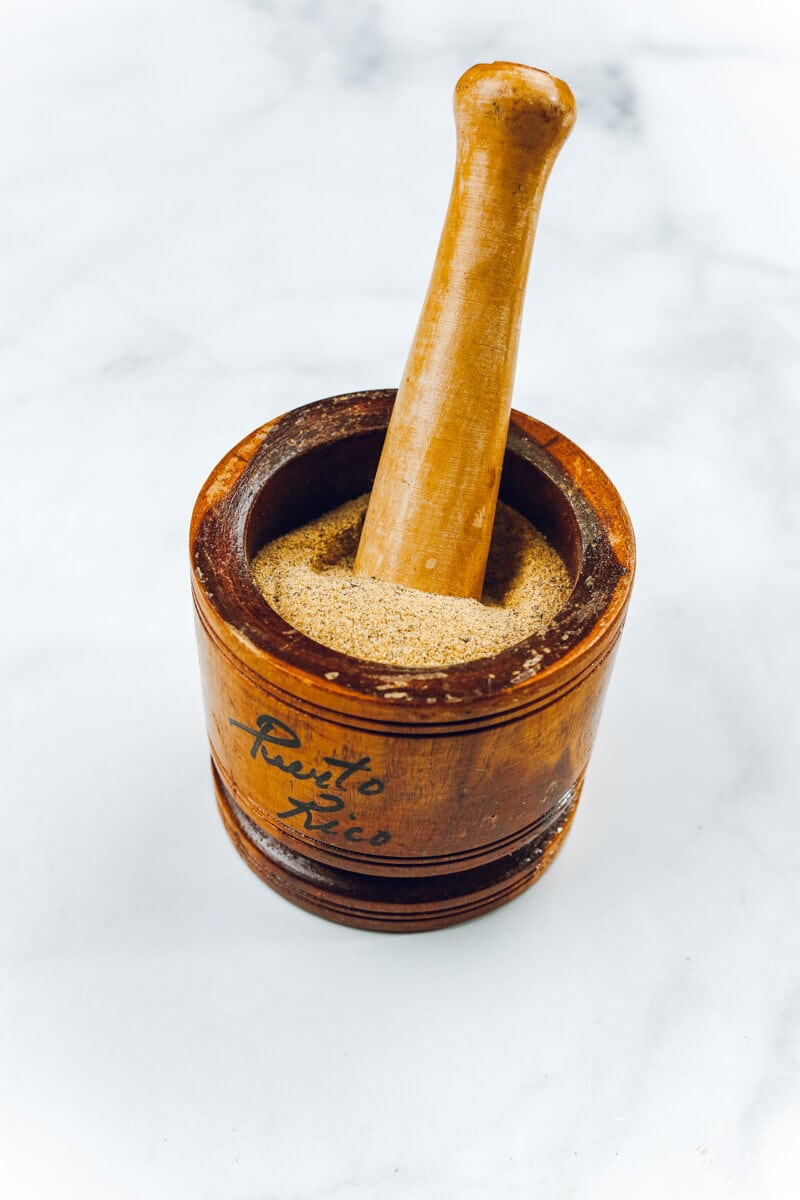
[250,494,572,669]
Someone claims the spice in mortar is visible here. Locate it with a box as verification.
[250,494,571,669]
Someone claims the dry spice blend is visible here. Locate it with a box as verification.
[251,493,571,669]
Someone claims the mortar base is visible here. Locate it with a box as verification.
[212,763,582,933]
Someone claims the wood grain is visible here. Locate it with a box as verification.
[354,62,576,598]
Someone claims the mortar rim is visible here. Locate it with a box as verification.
[190,389,635,717]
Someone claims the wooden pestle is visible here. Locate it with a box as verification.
[353,62,576,599]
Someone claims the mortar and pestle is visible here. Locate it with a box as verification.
[191,63,635,932]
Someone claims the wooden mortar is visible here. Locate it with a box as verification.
[190,390,635,931]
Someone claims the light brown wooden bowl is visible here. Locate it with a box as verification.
[190,390,635,932]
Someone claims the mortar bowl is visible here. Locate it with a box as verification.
[190,389,635,931]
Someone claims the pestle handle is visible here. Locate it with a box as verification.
[353,62,576,599]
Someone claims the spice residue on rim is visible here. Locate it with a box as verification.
[250,493,571,669]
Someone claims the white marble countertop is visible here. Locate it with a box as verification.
[2,1,798,1196]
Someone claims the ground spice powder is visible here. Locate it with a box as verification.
[250,493,571,669]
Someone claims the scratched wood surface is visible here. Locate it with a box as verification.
[190,391,635,931]
[354,63,576,600]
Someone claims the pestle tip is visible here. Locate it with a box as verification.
[454,62,577,145]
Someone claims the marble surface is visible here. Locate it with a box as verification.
[2,1,799,1196]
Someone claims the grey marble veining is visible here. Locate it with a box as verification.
[1,1,798,1196]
